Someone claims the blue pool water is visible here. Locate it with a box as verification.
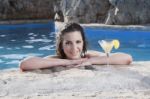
[85,27,150,61]
[0,22,150,69]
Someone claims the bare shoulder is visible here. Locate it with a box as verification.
[44,55,61,59]
[86,50,105,57]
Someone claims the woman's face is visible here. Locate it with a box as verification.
[62,31,83,59]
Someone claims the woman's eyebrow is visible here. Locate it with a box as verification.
[65,40,71,42]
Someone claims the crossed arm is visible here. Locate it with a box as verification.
[19,51,132,71]
[19,56,86,71]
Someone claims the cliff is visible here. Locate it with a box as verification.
[0,0,150,25]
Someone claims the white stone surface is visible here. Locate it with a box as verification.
[0,61,150,98]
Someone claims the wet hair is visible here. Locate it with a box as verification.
[56,22,87,59]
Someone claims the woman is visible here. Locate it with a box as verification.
[20,23,132,71]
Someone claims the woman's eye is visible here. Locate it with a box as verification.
[66,42,71,45]
[76,40,81,44]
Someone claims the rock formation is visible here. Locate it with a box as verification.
[60,0,110,23]
[0,0,150,25]
[0,0,55,20]
[106,0,150,25]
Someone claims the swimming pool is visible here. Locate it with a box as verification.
[0,22,150,69]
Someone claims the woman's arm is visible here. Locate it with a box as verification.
[19,56,85,71]
[85,52,132,65]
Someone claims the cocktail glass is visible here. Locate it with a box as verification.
[98,39,114,66]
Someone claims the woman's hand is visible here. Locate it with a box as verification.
[74,61,92,67]
[66,58,92,68]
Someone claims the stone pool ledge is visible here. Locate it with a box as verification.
[82,23,150,31]
[0,19,50,25]
[1,20,150,31]
[0,61,150,99]
[55,22,150,32]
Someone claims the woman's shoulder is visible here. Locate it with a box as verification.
[44,55,61,59]
[86,50,105,57]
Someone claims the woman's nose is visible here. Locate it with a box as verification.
[72,44,77,51]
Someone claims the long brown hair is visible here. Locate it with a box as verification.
[56,23,87,59]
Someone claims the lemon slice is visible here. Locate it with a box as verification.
[113,40,120,49]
